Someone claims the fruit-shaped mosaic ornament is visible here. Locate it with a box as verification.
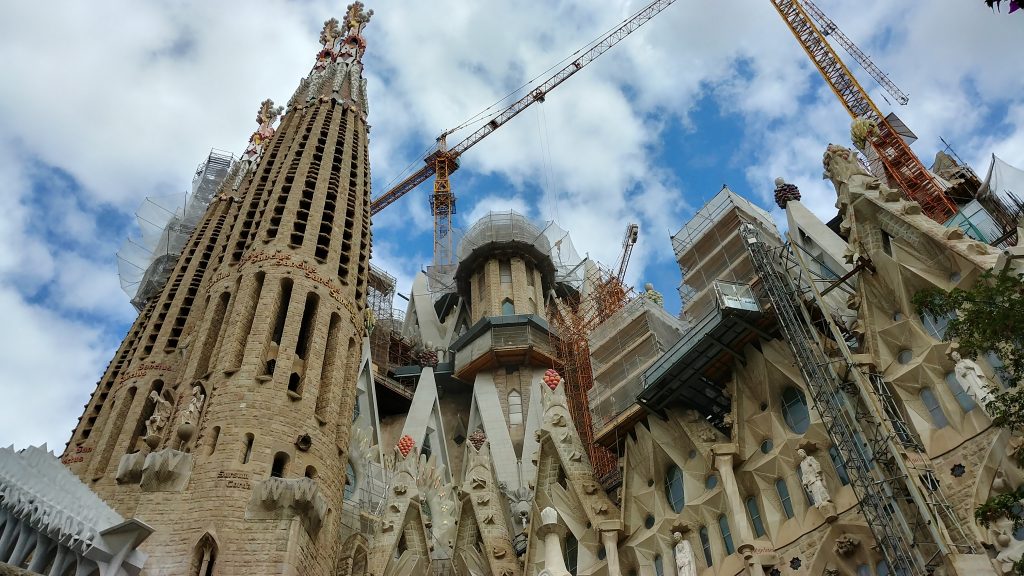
[397,434,415,457]
[543,369,561,390]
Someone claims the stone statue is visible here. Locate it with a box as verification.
[952,351,996,407]
[673,532,697,576]
[144,391,172,440]
[181,385,206,427]
[798,449,832,507]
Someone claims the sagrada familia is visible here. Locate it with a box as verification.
[1,3,1023,576]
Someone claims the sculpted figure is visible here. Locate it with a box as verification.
[145,391,172,439]
[952,351,996,408]
[798,449,832,507]
[674,532,697,576]
[181,385,206,426]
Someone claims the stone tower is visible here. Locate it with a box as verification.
[61,4,375,575]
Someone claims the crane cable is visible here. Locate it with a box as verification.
[443,6,639,139]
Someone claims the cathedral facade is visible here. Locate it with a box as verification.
[0,4,1022,576]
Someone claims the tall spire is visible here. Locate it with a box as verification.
[292,3,373,116]
[242,98,282,163]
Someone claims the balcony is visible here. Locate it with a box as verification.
[451,314,559,380]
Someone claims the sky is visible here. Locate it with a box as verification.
[0,1,1021,450]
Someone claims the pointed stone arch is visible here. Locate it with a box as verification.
[335,533,369,576]
[189,531,220,576]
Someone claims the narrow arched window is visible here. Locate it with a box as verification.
[664,465,685,513]
[781,387,810,434]
[654,554,664,576]
[271,451,289,478]
[501,299,515,316]
[699,526,713,566]
[746,496,766,537]
[508,390,523,426]
[344,460,357,500]
[718,515,735,555]
[241,433,254,464]
[944,372,976,412]
[920,388,948,428]
[565,533,578,575]
[829,446,850,485]
[191,534,218,576]
[775,478,794,519]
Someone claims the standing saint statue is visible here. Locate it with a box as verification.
[951,351,996,407]
[798,449,832,507]
[181,385,206,427]
[145,391,172,439]
[674,532,697,576]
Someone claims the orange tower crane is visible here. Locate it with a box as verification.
[369,0,679,267]
[770,0,959,223]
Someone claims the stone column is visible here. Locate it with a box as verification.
[712,444,764,576]
[601,530,622,576]
[537,507,570,576]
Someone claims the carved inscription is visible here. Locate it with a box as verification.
[119,363,174,383]
[217,470,252,490]
[238,250,359,321]
[61,445,94,465]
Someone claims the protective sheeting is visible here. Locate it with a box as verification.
[117,150,235,310]
[978,154,1024,212]
[427,210,583,296]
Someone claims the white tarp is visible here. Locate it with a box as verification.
[979,153,1024,211]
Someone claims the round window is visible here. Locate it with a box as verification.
[949,271,961,283]
[706,474,718,490]
[644,514,655,529]
[760,439,773,454]
[897,349,914,364]
[892,311,903,321]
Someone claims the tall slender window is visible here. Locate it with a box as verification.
[665,465,685,513]
[781,387,810,434]
[921,388,949,428]
[565,533,578,575]
[242,433,254,464]
[746,496,766,537]
[654,554,664,576]
[499,260,512,284]
[920,311,954,340]
[775,478,794,519]
[699,527,713,567]
[718,515,735,555]
[508,390,523,426]
[344,461,357,500]
[829,446,850,485]
[944,372,976,412]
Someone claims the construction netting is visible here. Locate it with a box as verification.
[587,297,685,432]
[117,150,235,311]
[426,210,584,296]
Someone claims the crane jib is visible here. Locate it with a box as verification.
[369,0,679,215]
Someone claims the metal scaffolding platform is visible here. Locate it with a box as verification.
[638,281,773,431]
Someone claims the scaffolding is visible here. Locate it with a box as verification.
[672,187,777,321]
[548,260,637,491]
[588,297,684,437]
[741,222,975,575]
[117,149,236,311]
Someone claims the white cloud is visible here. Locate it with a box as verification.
[0,0,1020,447]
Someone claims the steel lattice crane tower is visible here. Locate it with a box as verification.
[770,0,959,223]
[369,0,679,267]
